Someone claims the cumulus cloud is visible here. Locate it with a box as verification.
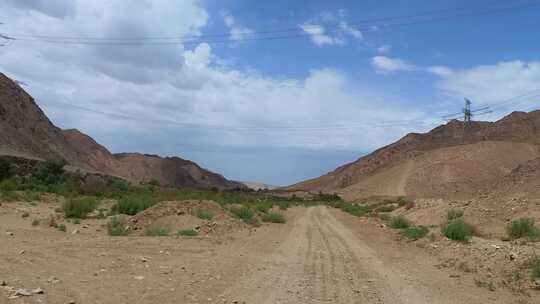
[220,10,255,41]
[299,10,363,47]
[371,56,417,73]
[0,0,430,156]
[377,44,392,54]
[432,61,540,109]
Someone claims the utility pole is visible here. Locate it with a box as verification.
[463,98,472,130]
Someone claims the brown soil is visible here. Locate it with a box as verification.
[2,200,538,304]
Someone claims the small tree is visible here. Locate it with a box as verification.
[34,158,67,184]
[0,157,13,181]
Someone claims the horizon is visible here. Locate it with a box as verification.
[1,0,540,185]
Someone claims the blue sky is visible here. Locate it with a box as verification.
[1,0,540,185]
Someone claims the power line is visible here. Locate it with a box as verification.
[4,0,540,47]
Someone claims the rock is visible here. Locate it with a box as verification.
[134,276,145,280]
[140,257,148,263]
[0,280,7,286]
[47,276,60,284]
[6,231,14,236]
[31,288,44,294]
[14,289,32,296]
[19,250,25,255]
[508,252,518,261]
[71,229,79,235]
[534,279,540,290]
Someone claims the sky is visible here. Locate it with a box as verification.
[1,0,540,186]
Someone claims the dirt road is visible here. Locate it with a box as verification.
[0,204,524,304]
[223,206,516,304]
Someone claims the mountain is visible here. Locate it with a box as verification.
[288,111,540,200]
[0,72,242,189]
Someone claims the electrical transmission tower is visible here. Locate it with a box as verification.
[463,98,472,128]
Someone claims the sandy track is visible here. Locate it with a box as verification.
[223,206,518,304]
[1,204,523,304]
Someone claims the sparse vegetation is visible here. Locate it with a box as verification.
[32,219,40,226]
[114,194,156,215]
[507,218,539,240]
[446,209,464,221]
[21,211,29,218]
[390,216,411,229]
[177,229,198,237]
[0,157,14,181]
[33,158,67,185]
[145,226,169,236]
[261,212,286,223]
[375,205,397,213]
[403,226,429,240]
[529,256,540,280]
[73,218,81,224]
[442,218,475,242]
[57,223,66,232]
[0,179,17,191]
[230,205,254,222]
[107,216,129,236]
[62,196,99,218]
[196,209,213,220]
[336,202,370,217]
[255,202,272,214]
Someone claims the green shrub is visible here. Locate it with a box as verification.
[34,158,66,184]
[21,211,29,218]
[376,205,397,213]
[177,229,198,237]
[277,201,290,210]
[338,202,370,217]
[507,218,539,240]
[145,226,169,237]
[62,197,98,218]
[73,219,81,225]
[114,195,155,215]
[0,190,20,202]
[195,209,213,220]
[255,202,272,214]
[403,226,429,240]
[57,224,66,232]
[262,212,286,223]
[230,206,254,222]
[530,256,540,279]
[107,216,129,236]
[0,157,13,181]
[31,219,40,226]
[0,179,17,191]
[447,209,464,221]
[390,216,411,229]
[442,219,475,241]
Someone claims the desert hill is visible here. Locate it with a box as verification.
[289,111,540,200]
[0,72,242,189]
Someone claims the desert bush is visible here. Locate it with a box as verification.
[0,179,17,191]
[530,256,540,279]
[403,226,429,240]
[338,202,370,217]
[145,226,169,236]
[376,205,397,213]
[262,212,286,223]
[317,192,342,202]
[114,194,155,215]
[507,218,539,240]
[62,196,98,218]
[0,157,13,181]
[196,209,213,220]
[21,211,29,218]
[390,216,411,229]
[33,158,66,184]
[447,209,464,221]
[31,219,40,226]
[57,224,66,232]
[230,206,254,222]
[442,218,475,241]
[177,229,198,237]
[107,216,129,236]
[277,201,290,210]
[378,213,391,221]
[255,202,272,214]
[73,218,81,224]
[0,190,20,202]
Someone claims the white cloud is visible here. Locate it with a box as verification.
[220,10,255,41]
[0,1,430,155]
[432,61,540,110]
[299,10,363,47]
[427,66,453,76]
[371,56,417,73]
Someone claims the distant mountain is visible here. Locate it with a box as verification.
[288,110,540,200]
[0,72,243,189]
[242,181,277,191]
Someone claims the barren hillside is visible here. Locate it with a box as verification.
[289,111,540,200]
[0,72,241,189]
